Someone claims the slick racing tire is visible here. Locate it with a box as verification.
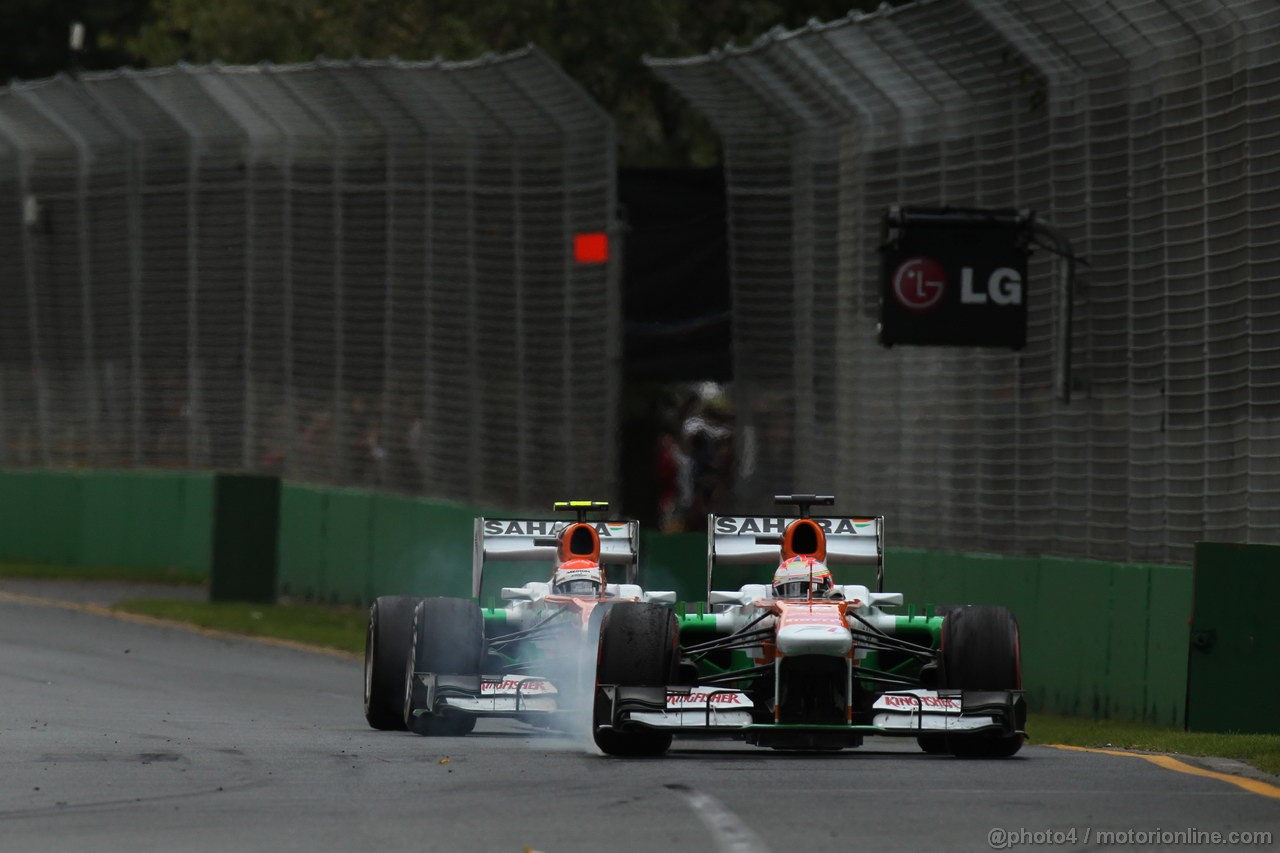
[592,603,679,757]
[578,601,617,693]
[365,596,420,731]
[404,597,485,737]
[939,605,1025,758]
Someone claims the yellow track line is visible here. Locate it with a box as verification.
[1046,743,1280,800]
[0,589,360,661]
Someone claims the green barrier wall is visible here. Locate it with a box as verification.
[885,550,1192,727]
[1187,542,1280,734]
[276,484,515,605]
[0,469,213,575]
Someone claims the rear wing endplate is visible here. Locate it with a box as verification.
[472,518,640,598]
[706,514,884,599]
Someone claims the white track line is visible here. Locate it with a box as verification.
[667,784,772,853]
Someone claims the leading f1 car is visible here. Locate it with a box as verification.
[591,495,1026,757]
[363,501,675,736]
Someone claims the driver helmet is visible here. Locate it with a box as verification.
[552,558,604,596]
[772,555,834,599]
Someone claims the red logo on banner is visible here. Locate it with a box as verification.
[892,257,947,311]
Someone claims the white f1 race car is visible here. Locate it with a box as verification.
[590,495,1026,757]
[363,501,675,736]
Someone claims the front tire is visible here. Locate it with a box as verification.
[939,605,1024,757]
[365,596,420,731]
[404,597,484,736]
[592,603,678,757]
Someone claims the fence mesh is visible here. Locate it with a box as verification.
[0,48,620,508]
[649,0,1280,564]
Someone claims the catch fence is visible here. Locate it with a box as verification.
[0,48,619,507]
[649,0,1280,564]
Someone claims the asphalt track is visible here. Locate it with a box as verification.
[1,595,1277,853]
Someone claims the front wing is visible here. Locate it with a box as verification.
[410,673,564,719]
[595,685,1024,740]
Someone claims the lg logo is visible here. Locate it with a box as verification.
[891,257,946,311]
[961,267,1023,305]
[891,257,1023,310]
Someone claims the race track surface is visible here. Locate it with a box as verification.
[2,596,1276,853]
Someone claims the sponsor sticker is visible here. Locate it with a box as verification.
[483,520,626,537]
[665,689,752,709]
[714,517,874,536]
[481,678,555,695]
[872,690,961,712]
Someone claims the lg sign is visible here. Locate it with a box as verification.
[891,258,1024,311]
[879,208,1031,349]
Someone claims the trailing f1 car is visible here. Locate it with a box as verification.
[363,501,675,736]
[591,495,1025,757]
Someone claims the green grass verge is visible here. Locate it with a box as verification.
[0,560,203,585]
[113,599,366,655]
[1030,711,1280,776]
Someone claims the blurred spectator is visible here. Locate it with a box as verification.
[349,395,386,486]
[256,403,289,473]
[653,384,735,529]
[656,426,691,531]
[298,406,335,482]
[387,395,426,494]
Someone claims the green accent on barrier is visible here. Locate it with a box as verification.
[639,531,705,601]
[323,490,376,606]
[275,485,503,605]
[1147,564,1193,726]
[1188,542,1280,734]
[0,469,212,575]
[370,494,435,601]
[886,549,1190,727]
[275,483,328,601]
[210,474,280,603]
[1105,564,1151,721]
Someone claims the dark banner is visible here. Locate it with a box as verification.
[878,208,1031,349]
[620,167,731,381]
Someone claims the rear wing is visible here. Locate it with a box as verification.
[472,518,640,598]
[706,514,884,599]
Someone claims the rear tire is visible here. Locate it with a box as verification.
[364,596,420,731]
[939,605,1024,757]
[592,603,678,757]
[404,597,484,737]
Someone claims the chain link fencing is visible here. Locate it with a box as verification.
[649,0,1280,564]
[0,47,619,508]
